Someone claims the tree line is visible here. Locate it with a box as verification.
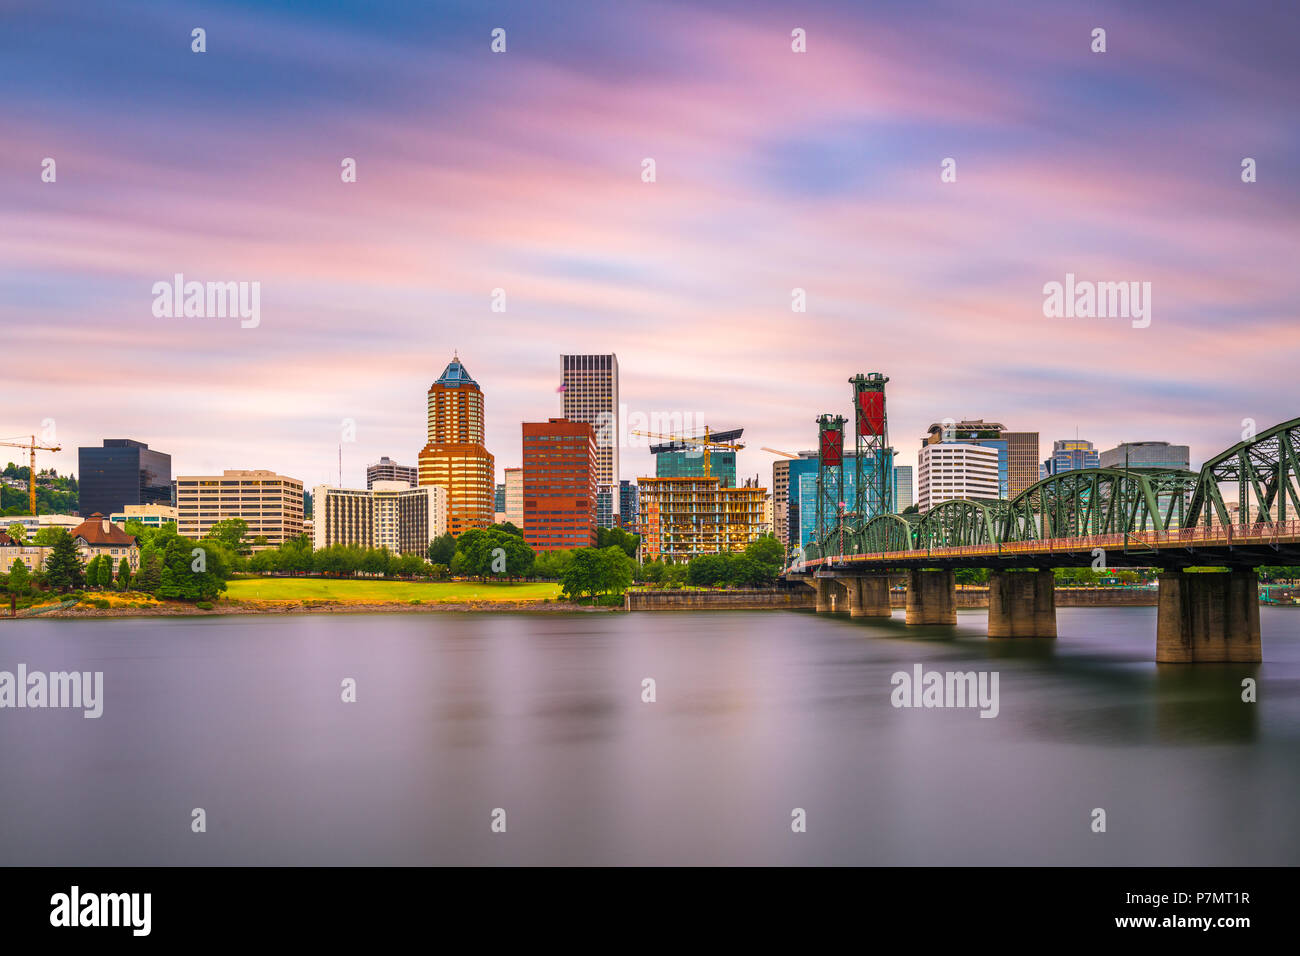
[5,515,790,606]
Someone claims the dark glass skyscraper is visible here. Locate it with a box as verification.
[78,439,172,517]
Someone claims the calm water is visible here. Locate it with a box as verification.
[1,607,1298,866]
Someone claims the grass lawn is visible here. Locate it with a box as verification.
[224,577,562,604]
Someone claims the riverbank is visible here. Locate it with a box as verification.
[3,599,614,619]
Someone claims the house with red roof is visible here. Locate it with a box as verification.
[69,514,140,571]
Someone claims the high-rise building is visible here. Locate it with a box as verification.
[561,354,619,524]
[771,460,791,544]
[652,431,740,488]
[917,443,999,512]
[366,456,417,489]
[894,465,915,511]
[1099,441,1191,471]
[618,480,638,530]
[1002,431,1040,497]
[1042,439,1100,478]
[417,355,495,536]
[312,481,447,555]
[522,418,597,551]
[794,450,894,548]
[781,453,820,548]
[494,482,506,513]
[78,439,172,517]
[922,420,1038,498]
[504,468,524,527]
[638,477,767,563]
[175,469,305,547]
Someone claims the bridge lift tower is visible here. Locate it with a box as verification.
[814,414,846,558]
[849,373,892,525]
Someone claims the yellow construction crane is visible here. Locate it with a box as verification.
[630,426,744,478]
[0,435,63,516]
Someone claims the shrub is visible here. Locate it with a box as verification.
[195,601,214,611]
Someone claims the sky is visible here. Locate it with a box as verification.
[2,0,1298,494]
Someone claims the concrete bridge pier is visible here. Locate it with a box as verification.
[987,569,1057,638]
[814,577,837,613]
[848,575,892,618]
[1156,570,1261,663]
[905,569,956,625]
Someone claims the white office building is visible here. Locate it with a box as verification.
[561,353,619,524]
[918,443,1000,512]
[312,481,447,555]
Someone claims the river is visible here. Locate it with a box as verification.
[1,607,1297,865]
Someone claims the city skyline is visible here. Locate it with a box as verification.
[4,0,1298,492]
[2,346,1259,494]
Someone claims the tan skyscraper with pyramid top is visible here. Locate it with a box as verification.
[417,355,494,536]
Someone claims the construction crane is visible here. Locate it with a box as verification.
[0,435,63,516]
[762,447,799,459]
[629,426,744,479]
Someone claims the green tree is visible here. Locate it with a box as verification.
[277,535,313,573]
[392,553,426,577]
[96,555,114,588]
[7,558,30,595]
[728,553,775,588]
[687,553,731,587]
[135,549,164,592]
[454,527,533,578]
[504,534,535,577]
[532,548,574,580]
[248,549,279,574]
[156,537,227,601]
[361,547,392,576]
[84,555,101,589]
[5,522,26,544]
[491,521,524,538]
[596,526,640,558]
[427,532,456,566]
[32,526,62,547]
[41,529,84,592]
[117,557,131,590]
[206,517,251,554]
[561,546,633,601]
[723,536,784,587]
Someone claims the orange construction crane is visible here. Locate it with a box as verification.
[0,435,63,516]
[629,426,744,479]
[761,447,799,459]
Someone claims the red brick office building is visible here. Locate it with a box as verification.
[522,418,598,551]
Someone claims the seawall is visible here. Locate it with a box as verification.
[627,585,1161,610]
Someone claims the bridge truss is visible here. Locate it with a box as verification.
[801,415,1300,567]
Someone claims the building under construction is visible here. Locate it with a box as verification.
[637,476,767,563]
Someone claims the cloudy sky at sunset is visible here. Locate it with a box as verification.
[3,0,1297,491]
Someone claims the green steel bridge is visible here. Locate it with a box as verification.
[790,416,1300,573]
